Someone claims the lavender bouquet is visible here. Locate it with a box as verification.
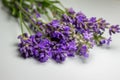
[2,0,120,63]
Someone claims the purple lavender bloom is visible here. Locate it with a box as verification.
[50,20,60,28]
[63,26,70,31]
[76,14,84,23]
[97,18,109,31]
[66,40,77,57]
[106,37,112,45]
[67,8,75,15]
[99,37,112,46]
[51,31,65,42]
[109,25,120,35]
[33,38,52,62]
[62,26,71,36]
[52,50,66,63]
[88,18,109,34]
[89,17,96,23]
[79,45,89,58]
[76,12,87,23]
[30,32,42,44]
[99,39,106,45]
[83,31,93,40]
[62,14,73,23]
[18,33,33,58]
[75,27,85,34]
[38,53,49,62]
[92,24,100,33]
[50,41,67,63]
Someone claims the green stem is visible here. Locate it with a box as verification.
[16,1,38,22]
[19,0,23,35]
[56,0,66,10]
[45,10,52,21]
[22,20,32,35]
[19,11,24,35]
[15,1,42,32]
[23,12,42,32]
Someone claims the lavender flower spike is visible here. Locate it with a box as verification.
[109,25,120,35]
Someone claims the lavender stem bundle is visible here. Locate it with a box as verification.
[2,0,120,63]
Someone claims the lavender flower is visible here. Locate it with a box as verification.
[109,25,120,35]
[62,14,73,23]
[18,33,33,58]
[67,8,75,15]
[83,31,93,40]
[99,37,112,46]
[51,31,65,42]
[66,40,77,57]
[50,20,60,28]
[99,39,106,45]
[52,52,66,63]
[38,53,49,62]
[79,45,89,58]
[106,37,112,45]
[32,38,52,62]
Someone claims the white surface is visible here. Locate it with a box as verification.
[0,0,120,80]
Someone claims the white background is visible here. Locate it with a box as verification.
[0,0,120,80]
